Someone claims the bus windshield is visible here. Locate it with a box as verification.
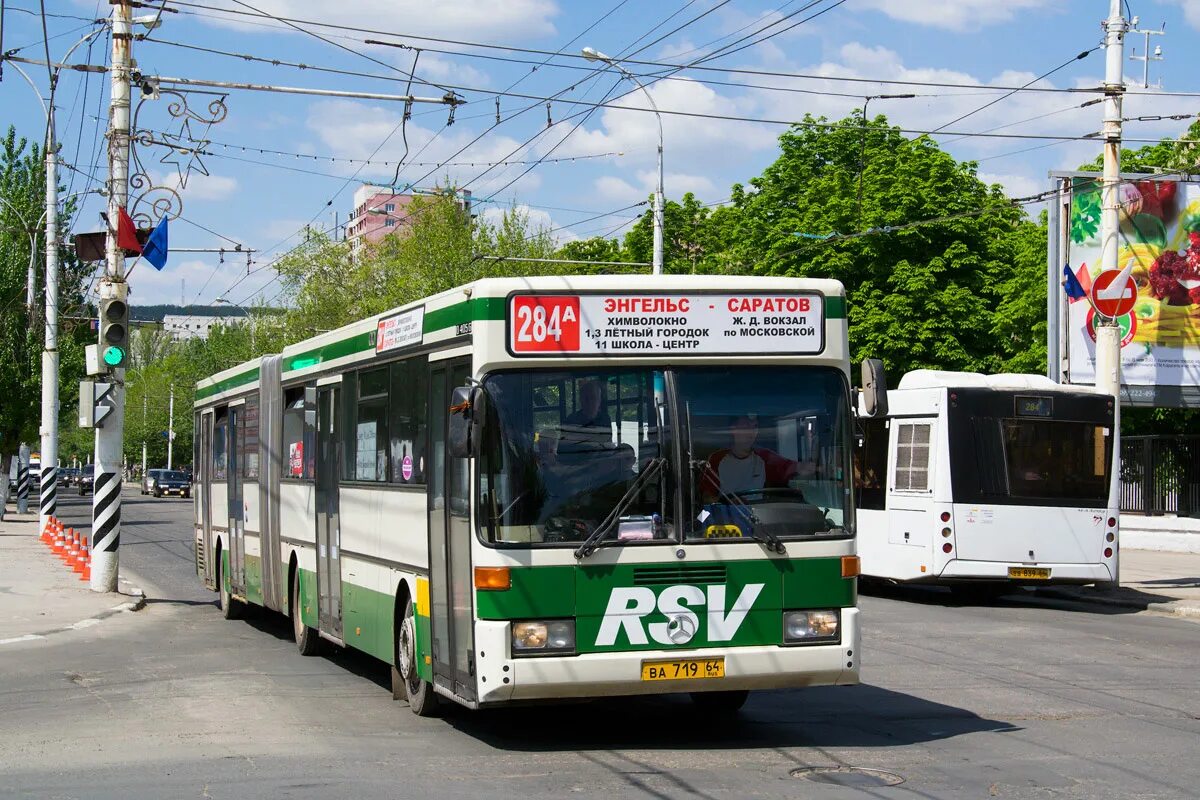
[677,366,851,541]
[479,365,851,547]
[1002,419,1111,502]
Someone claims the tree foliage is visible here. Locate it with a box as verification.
[0,126,89,473]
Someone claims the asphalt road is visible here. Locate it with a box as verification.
[1,488,1198,799]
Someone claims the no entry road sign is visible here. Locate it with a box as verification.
[1091,268,1137,318]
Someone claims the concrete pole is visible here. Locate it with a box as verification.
[167,384,174,470]
[92,0,133,593]
[17,443,30,514]
[1097,0,1126,588]
[39,104,60,532]
[141,394,147,480]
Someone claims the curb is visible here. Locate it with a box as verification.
[0,578,148,647]
[1035,587,1200,620]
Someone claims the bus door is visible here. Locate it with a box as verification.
[199,410,215,589]
[315,385,343,640]
[227,405,247,598]
[428,358,475,702]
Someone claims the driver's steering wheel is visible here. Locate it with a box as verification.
[732,487,808,503]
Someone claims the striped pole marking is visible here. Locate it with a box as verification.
[39,466,56,520]
[91,471,120,553]
[16,462,29,513]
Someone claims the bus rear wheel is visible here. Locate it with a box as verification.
[394,596,438,717]
[690,689,749,715]
[291,568,321,656]
[217,552,243,620]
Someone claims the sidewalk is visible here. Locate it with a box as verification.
[1038,548,1200,619]
[0,509,145,645]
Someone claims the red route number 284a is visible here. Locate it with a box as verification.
[511,296,581,352]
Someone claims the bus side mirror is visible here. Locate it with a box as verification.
[448,385,486,458]
[860,358,889,418]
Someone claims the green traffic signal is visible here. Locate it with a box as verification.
[102,345,126,367]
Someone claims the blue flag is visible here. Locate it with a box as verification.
[1062,263,1086,300]
[142,216,169,271]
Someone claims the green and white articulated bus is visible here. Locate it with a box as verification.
[194,275,861,715]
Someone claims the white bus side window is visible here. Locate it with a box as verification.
[894,422,932,492]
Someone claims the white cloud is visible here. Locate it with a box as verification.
[303,99,548,198]
[128,258,218,306]
[152,171,239,202]
[192,0,558,47]
[1169,1,1200,30]
[855,0,1048,31]
[592,170,718,205]
[977,171,1042,199]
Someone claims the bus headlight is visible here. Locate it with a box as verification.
[783,610,840,644]
[511,620,575,655]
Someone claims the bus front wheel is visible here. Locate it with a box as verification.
[394,596,438,717]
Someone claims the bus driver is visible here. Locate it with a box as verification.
[702,414,811,498]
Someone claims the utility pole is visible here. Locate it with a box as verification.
[1127,17,1165,89]
[1097,0,1126,588]
[92,0,133,593]
[141,394,147,480]
[39,99,60,534]
[17,443,30,514]
[167,384,174,470]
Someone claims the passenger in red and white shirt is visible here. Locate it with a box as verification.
[702,414,808,499]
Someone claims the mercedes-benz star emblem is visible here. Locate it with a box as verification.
[667,614,696,645]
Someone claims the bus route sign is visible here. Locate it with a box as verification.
[508,292,825,356]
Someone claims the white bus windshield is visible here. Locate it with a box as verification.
[479,366,851,546]
[1001,419,1110,502]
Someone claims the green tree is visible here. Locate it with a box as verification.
[720,113,1046,379]
[0,126,87,502]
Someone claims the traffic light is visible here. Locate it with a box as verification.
[99,295,130,369]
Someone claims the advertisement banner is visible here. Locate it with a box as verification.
[1063,176,1200,406]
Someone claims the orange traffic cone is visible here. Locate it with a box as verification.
[62,528,78,564]
[80,540,91,582]
[52,521,66,555]
[73,536,88,574]
[40,517,53,545]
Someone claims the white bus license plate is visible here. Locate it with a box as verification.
[1008,567,1051,580]
[641,657,724,681]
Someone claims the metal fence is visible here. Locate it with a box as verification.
[1120,435,1200,517]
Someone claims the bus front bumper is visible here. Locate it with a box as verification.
[939,559,1114,584]
[473,608,860,704]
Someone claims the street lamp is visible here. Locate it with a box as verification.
[214,296,255,353]
[5,24,107,534]
[582,46,664,275]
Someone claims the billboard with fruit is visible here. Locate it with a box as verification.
[1062,175,1200,406]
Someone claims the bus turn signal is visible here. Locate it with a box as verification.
[841,555,860,578]
[474,566,511,591]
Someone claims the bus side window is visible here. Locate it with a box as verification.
[894,422,932,492]
[212,408,228,481]
[856,418,888,510]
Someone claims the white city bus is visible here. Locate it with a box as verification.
[854,370,1119,595]
[194,275,861,715]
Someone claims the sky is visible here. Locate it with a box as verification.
[3,0,1200,307]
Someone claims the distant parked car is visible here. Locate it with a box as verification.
[143,468,191,498]
[77,465,95,495]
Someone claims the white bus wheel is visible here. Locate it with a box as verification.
[395,596,438,717]
[291,569,321,656]
[218,552,243,620]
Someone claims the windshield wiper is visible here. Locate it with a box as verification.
[692,460,785,554]
[574,457,666,560]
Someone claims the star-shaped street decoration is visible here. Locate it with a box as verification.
[156,117,211,190]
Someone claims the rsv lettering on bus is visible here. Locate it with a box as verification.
[595,583,764,646]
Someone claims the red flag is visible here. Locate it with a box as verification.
[117,208,142,254]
